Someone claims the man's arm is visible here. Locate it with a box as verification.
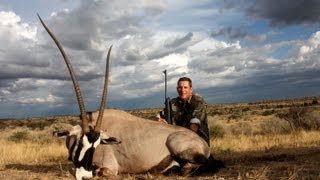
[190,95,210,144]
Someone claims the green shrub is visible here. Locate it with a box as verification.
[262,109,276,116]
[312,99,318,105]
[242,107,250,112]
[8,131,29,143]
[26,121,52,130]
[276,104,284,108]
[209,125,225,139]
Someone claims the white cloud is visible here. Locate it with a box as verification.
[157,53,189,70]
[299,45,311,55]
[17,94,60,104]
[298,31,320,57]
[0,11,36,40]
[0,89,10,95]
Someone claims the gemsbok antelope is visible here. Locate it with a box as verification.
[37,14,224,180]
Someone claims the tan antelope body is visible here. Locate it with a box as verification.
[38,14,223,179]
[86,109,210,174]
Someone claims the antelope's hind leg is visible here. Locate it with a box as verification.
[165,131,210,176]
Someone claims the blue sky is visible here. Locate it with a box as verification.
[0,0,319,118]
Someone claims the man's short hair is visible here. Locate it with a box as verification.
[177,77,192,87]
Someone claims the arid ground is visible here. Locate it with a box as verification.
[0,96,319,179]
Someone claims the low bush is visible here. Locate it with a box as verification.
[230,122,253,136]
[26,121,52,130]
[260,118,292,135]
[262,109,276,116]
[227,113,242,120]
[210,125,226,139]
[277,107,320,131]
[8,131,29,143]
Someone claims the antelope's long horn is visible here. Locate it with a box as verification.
[37,14,90,133]
[95,46,112,132]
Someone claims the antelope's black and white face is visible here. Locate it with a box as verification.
[55,125,121,179]
[65,125,101,179]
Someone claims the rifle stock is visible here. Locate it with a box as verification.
[164,97,173,124]
[162,70,172,124]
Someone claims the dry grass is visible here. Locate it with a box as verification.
[0,126,73,179]
[211,130,320,153]
[0,140,65,167]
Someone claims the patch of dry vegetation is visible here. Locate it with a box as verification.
[211,130,320,154]
[0,117,77,179]
[0,140,65,166]
[0,96,319,179]
[0,127,66,167]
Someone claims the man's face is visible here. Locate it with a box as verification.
[177,80,193,101]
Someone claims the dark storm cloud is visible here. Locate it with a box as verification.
[0,79,11,88]
[246,0,320,26]
[125,50,146,62]
[223,0,320,26]
[39,8,102,52]
[165,32,193,48]
[46,0,161,50]
[0,61,101,81]
[146,32,195,60]
[40,0,164,68]
[211,26,248,40]
[203,68,320,104]
[146,46,187,61]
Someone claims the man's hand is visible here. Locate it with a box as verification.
[158,118,168,124]
[189,118,201,133]
[189,123,199,133]
[157,114,168,124]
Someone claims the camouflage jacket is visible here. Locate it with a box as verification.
[170,93,210,145]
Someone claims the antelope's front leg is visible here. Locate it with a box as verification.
[92,145,119,177]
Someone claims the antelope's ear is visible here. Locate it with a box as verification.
[53,130,70,137]
[53,125,82,138]
[101,137,121,144]
[100,131,121,145]
[100,132,121,144]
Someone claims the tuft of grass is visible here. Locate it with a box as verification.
[26,121,52,130]
[230,121,253,136]
[210,125,226,139]
[8,131,29,143]
[262,109,276,116]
